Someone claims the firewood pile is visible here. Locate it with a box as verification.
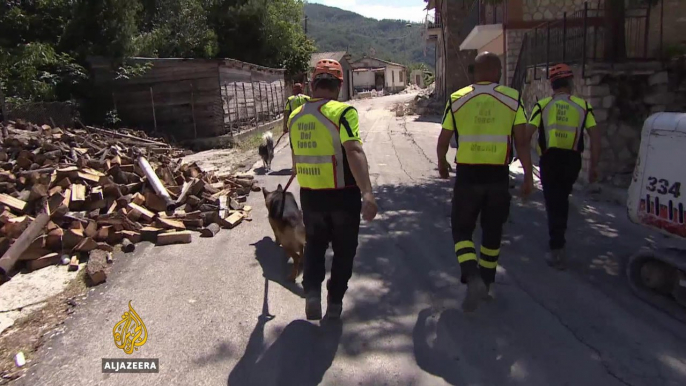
[0,120,258,285]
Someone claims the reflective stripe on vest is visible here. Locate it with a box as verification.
[291,100,345,189]
[541,95,586,151]
[451,84,517,165]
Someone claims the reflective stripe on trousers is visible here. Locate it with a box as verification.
[292,100,345,188]
[541,95,586,150]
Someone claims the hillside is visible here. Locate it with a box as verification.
[304,3,435,69]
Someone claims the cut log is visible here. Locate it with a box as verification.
[199,223,221,238]
[127,203,155,222]
[144,191,168,212]
[155,217,186,230]
[86,250,108,286]
[120,230,142,244]
[28,184,48,202]
[182,218,204,228]
[96,242,114,252]
[84,221,98,238]
[121,238,136,253]
[95,226,112,242]
[18,247,52,261]
[230,198,244,211]
[156,231,192,246]
[70,184,86,202]
[68,255,79,271]
[0,193,27,213]
[132,192,145,206]
[226,212,244,229]
[140,227,161,242]
[74,237,97,252]
[26,253,60,272]
[137,156,175,211]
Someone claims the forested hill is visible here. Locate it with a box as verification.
[304,3,435,68]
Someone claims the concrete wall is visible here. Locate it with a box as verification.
[385,65,406,93]
[505,29,526,87]
[410,70,426,88]
[352,71,376,90]
[522,61,686,188]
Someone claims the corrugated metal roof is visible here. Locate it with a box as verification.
[309,52,348,68]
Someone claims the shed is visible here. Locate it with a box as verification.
[350,57,407,94]
[308,51,354,101]
[89,57,286,143]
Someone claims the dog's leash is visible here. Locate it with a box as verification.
[274,131,288,148]
[278,173,297,218]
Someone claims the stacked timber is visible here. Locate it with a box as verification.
[0,120,257,285]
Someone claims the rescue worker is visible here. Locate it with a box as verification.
[526,63,600,270]
[288,59,378,320]
[283,83,310,134]
[436,52,534,312]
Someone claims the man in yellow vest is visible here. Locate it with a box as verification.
[288,59,378,320]
[283,83,310,134]
[437,52,534,312]
[526,63,600,270]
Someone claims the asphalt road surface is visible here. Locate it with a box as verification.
[17,94,686,386]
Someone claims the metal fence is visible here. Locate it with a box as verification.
[510,1,663,91]
[221,79,285,136]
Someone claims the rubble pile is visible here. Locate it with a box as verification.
[0,120,258,285]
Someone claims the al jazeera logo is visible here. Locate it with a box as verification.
[101,301,159,373]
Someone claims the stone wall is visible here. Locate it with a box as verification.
[444,0,476,98]
[506,30,526,87]
[521,61,686,188]
[522,0,587,21]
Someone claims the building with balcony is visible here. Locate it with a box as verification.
[425,0,686,188]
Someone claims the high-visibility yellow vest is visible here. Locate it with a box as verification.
[288,99,353,190]
[285,94,310,116]
[449,83,521,165]
[535,95,589,153]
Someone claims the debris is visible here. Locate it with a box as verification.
[86,250,108,285]
[14,352,26,368]
[0,120,256,282]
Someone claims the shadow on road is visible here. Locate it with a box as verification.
[228,316,342,386]
[251,237,304,298]
[254,167,292,176]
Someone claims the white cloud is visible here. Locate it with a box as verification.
[310,0,427,23]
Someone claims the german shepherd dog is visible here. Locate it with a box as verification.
[262,185,306,282]
[258,132,274,171]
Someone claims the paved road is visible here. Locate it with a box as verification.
[18,94,686,386]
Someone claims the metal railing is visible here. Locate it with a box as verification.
[460,0,504,39]
[425,10,442,30]
[510,2,662,91]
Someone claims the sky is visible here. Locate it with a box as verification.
[306,0,428,23]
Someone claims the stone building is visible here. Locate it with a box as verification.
[425,0,686,187]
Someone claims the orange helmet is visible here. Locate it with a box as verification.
[313,59,344,81]
[549,63,573,82]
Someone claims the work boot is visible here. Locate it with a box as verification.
[325,301,343,320]
[546,249,567,271]
[482,283,495,302]
[305,295,322,321]
[462,276,487,313]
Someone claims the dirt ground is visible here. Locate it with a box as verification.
[0,131,270,384]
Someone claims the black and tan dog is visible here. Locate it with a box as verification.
[262,184,306,282]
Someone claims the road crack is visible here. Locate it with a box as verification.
[506,270,635,386]
[387,123,415,181]
[399,116,436,166]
